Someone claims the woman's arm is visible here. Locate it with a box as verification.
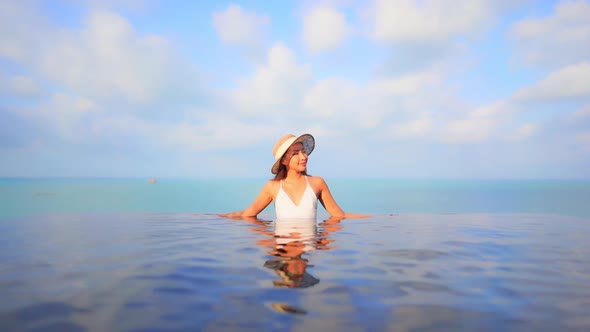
[219,181,274,218]
[317,177,371,219]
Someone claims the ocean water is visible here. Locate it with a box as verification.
[1,178,590,331]
[1,178,590,218]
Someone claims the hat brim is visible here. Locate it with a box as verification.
[271,134,315,174]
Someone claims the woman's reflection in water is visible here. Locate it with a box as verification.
[243,216,342,289]
[241,216,342,314]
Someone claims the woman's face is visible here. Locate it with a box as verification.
[282,142,308,172]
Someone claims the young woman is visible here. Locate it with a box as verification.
[220,133,369,219]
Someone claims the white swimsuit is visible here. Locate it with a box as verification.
[275,176,318,219]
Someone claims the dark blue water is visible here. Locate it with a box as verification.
[1,212,590,331]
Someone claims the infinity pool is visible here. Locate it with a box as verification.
[1,213,589,331]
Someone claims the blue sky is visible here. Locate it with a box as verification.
[1,0,589,179]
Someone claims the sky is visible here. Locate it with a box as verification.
[1,0,589,179]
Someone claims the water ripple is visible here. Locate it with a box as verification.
[374,249,448,261]
[0,212,589,331]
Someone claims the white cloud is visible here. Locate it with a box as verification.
[213,4,270,46]
[232,42,312,114]
[303,78,360,117]
[440,60,590,145]
[514,62,590,101]
[41,10,196,104]
[514,123,539,139]
[25,93,101,142]
[1,6,202,105]
[438,57,590,146]
[574,104,590,117]
[369,0,493,43]
[163,116,276,152]
[50,93,99,114]
[0,1,48,61]
[0,75,45,98]
[369,71,440,95]
[86,111,277,153]
[471,100,522,117]
[388,115,434,139]
[301,0,358,8]
[363,0,521,75]
[230,40,446,134]
[578,132,590,142]
[302,7,349,53]
[441,116,497,144]
[302,70,442,130]
[76,0,148,11]
[576,131,590,152]
[510,0,590,67]
[437,98,515,144]
[361,71,443,128]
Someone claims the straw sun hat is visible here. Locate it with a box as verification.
[271,133,315,174]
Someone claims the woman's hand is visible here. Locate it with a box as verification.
[343,212,372,219]
[218,211,243,219]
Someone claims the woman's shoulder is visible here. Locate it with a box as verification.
[265,179,281,191]
[307,175,327,187]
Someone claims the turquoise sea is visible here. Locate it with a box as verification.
[1,178,590,218]
[1,178,590,331]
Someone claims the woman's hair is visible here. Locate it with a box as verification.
[273,153,309,180]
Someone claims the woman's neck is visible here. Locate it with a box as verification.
[285,170,304,181]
